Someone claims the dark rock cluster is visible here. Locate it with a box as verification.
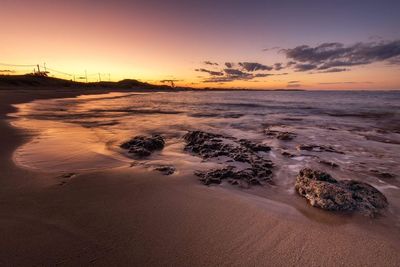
[121,135,165,157]
[118,130,390,219]
[295,168,388,217]
[184,131,273,186]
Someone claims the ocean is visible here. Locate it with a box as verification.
[10,90,400,213]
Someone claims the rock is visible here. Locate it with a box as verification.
[238,139,271,152]
[281,151,296,158]
[59,173,76,179]
[228,179,239,185]
[282,117,303,121]
[249,177,262,185]
[57,172,76,186]
[195,167,233,185]
[364,135,400,145]
[121,135,165,157]
[370,169,396,179]
[264,129,296,141]
[183,131,233,159]
[276,132,295,141]
[297,144,344,154]
[195,166,265,186]
[318,160,339,168]
[295,168,388,217]
[184,131,273,186]
[154,165,175,175]
[131,147,151,157]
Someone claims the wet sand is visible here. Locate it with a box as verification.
[0,88,399,266]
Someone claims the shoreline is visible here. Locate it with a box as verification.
[1,87,400,266]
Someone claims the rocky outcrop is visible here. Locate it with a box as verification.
[121,135,165,157]
[184,131,273,186]
[295,168,388,217]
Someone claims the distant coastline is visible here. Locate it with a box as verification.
[0,74,305,92]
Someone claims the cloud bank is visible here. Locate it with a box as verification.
[282,40,400,72]
[194,39,400,84]
[195,61,282,83]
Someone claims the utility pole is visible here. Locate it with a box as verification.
[43,62,47,72]
[98,73,101,82]
[37,64,41,73]
[85,70,88,83]
[108,73,111,81]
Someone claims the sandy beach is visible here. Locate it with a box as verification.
[3,0,400,264]
[0,88,398,266]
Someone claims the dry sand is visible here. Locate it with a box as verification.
[0,88,399,266]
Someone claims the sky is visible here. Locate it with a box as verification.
[1,0,400,89]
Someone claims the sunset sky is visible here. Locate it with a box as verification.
[1,0,400,89]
